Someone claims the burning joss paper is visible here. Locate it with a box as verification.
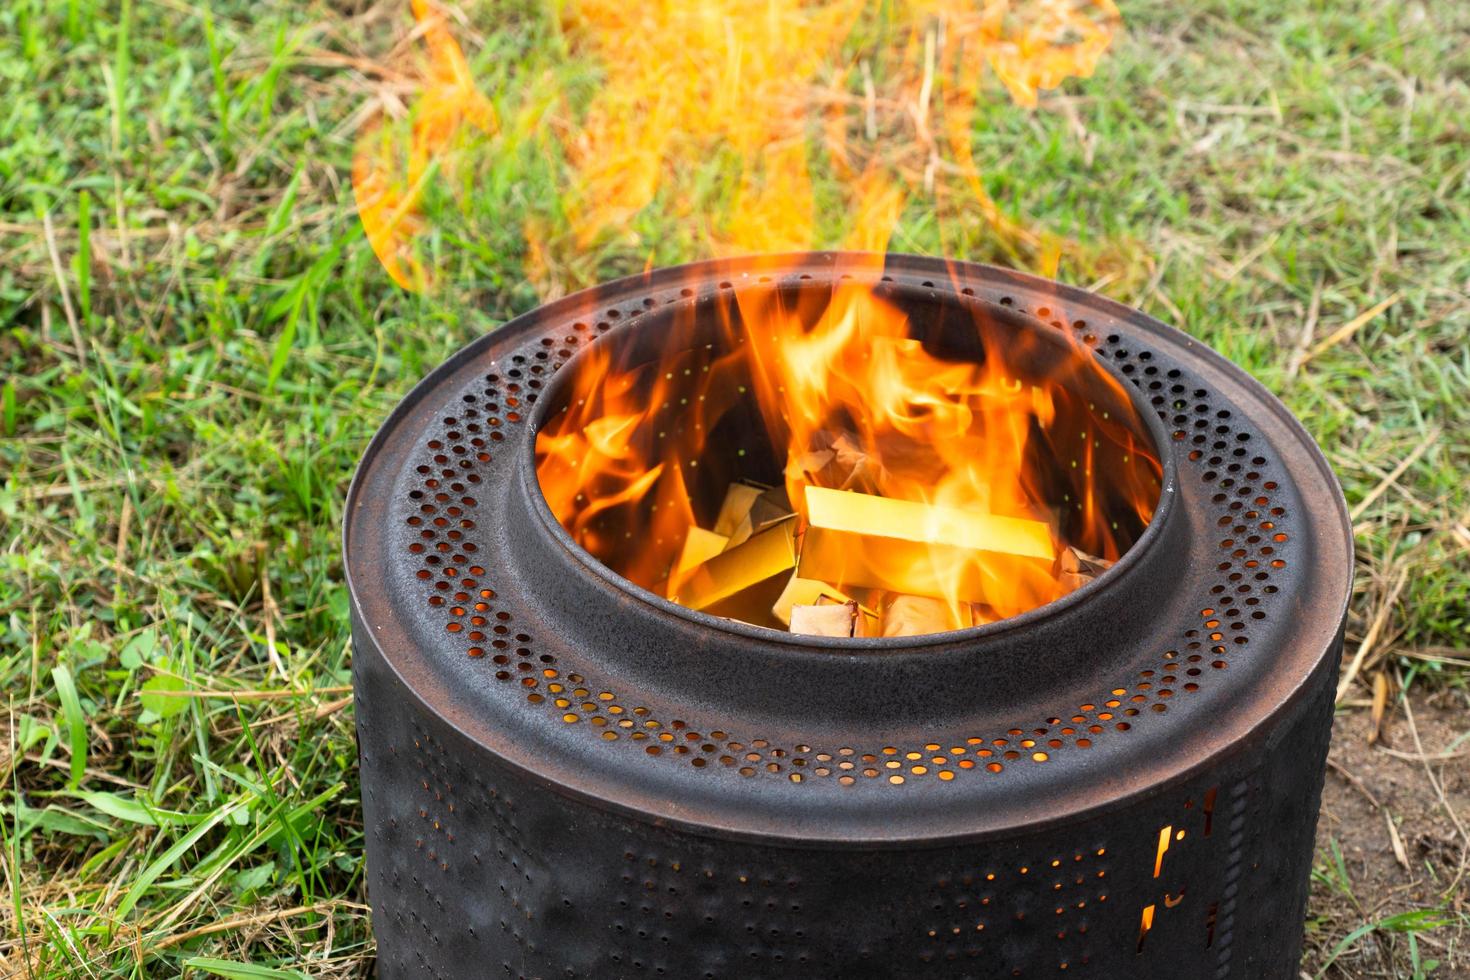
[666,478,1087,638]
[881,595,973,637]
[771,576,868,625]
[675,478,1064,635]
[798,430,886,493]
[798,486,1055,606]
[669,527,730,592]
[713,481,794,549]
[672,518,796,628]
[712,482,763,538]
[789,600,863,638]
[1058,546,1115,593]
[772,577,880,636]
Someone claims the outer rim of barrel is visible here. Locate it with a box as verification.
[342,252,1353,847]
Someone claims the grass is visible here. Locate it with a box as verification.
[1,0,1467,975]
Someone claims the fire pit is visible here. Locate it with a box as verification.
[345,253,1351,978]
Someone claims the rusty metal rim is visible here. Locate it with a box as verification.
[519,262,1180,651]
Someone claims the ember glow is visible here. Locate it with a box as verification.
[355,0,1156,635]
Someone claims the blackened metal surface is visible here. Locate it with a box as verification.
[345,253,1352,978]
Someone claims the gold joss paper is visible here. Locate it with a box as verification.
[715,480,794,549]
[666,481,1064,637]
[771,576,879,635]
[713,482,764,538]
[673,518,796,627]
[669,527,729,591]
[799,486,1055,605]
[881,595,973,637]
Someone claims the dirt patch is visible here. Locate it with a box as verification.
[1304,687,1470,978]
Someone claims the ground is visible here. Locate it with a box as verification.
[1,0,1467,976]
[1313,688,1470,978]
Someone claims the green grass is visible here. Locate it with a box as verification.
[1,0,1467,975]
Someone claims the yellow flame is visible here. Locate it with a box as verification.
[353,0,1122,288]
[352,0,495,291]
[531,0,1121,272]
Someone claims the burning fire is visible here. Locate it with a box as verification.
[536,266,1160,634]
[353,0,1122,283]
[352,0,495,291]
[545,0,1121,265]
[355,0,1152,635]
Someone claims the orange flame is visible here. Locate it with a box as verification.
[352,0,495,291]
[357,0,1146,632]
[352,0,1122,285]
[537,261,1161,627]
[536,0,1121,268]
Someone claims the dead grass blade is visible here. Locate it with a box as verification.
[1300,291,1402,366]
[1336,565,1409,703]
[42,210,86,368]
[1284,275,1324,380]
[1350,428,1440,523]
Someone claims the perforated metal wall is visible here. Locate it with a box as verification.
[346,254,1351,978]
